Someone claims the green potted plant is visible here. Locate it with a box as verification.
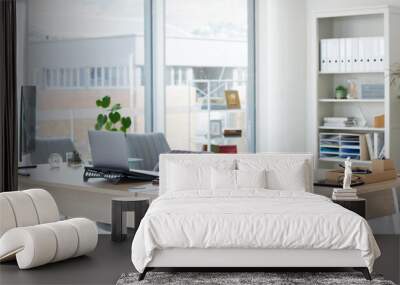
[95,96,132,133]
[335,85,347,99]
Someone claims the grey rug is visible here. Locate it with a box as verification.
[116,272,395,285]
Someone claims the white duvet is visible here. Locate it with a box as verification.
[131,190,380,273]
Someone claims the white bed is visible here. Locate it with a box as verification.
[131,154,380,280]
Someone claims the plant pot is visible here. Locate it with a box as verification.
[335,89,347,99]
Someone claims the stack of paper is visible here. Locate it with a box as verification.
[323,117,357,127]
[332,188,358,200]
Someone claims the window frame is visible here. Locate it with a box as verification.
[146,0,256,151]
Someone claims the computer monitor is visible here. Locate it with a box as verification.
[19,85,36,162]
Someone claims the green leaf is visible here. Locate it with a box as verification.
[96,114,107,126]
[111,128,118,131]
[109,112,121,124]
[121,117,132,129]
[96,99,103,107]
[104,121,112,130]
[111,103,122,112]
[102,96,111,108]
[95,123,102,130]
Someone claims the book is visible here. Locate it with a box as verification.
[359,134,369,161]
[223,129,242,137]
[323,117,357,127]
[333,188,357,193]
[373,132,384,160]
[366,133,374,160]
[332,187,358,200]
[209,144,238,154]
[333,192,358,196]
[324,117,349,122]
[332,196,359,201]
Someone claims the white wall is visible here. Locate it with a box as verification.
[256,0,307,152]
[256,0,400,153]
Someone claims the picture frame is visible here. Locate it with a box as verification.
[224,90,241,109]
[209,120,222,137]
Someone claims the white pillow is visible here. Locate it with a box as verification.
[166,160,235,192]
[210,168,236,190]
[236,169,267,189]
[237,158,309,191]
[210,169,267,191]
[167,162,209,191]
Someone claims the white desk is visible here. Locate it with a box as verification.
[18,164,158,227]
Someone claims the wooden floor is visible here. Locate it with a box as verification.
[0,235,399,285]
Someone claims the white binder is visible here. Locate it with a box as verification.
[378,37,385,71]
[327,39,340,72]
[358,37,366,72]
[351,38,359,72]
[320,39,328,72]
[372,37,381,71]
[345,38,353,72]
[364,37,374,72]
[339,38,346,73]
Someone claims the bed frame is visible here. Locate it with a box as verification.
[138,154,372,281]
[138,248,371,280]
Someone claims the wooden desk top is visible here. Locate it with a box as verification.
[18,163,158,196]
[314,169,400,194]
[356,178,400,194]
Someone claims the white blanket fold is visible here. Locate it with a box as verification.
[131,190,380,273]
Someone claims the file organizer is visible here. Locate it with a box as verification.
[320,37,384,73]
[319,133,370,161]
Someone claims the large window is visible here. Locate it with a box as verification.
[18,0,146,161]
[17,0,255,165]
[164,0,253,152]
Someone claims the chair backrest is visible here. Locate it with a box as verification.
[126,133,171,170]
[31,138,76,164]
[0,189,59,237]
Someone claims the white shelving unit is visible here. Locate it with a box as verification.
[311,5,400,168]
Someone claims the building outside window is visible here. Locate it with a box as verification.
[17,0,254,163]
[164,0,251,152]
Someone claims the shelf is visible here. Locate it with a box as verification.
[319,99,384,103]
[192,107,243,113]
[319,126,385,132]
[319,71,384,75]
[319,157,372,165]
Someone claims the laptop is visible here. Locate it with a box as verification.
[88,130,158,181]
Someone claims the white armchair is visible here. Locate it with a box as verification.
[0,189,98,269]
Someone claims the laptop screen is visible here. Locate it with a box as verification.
[88,130,130,171]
